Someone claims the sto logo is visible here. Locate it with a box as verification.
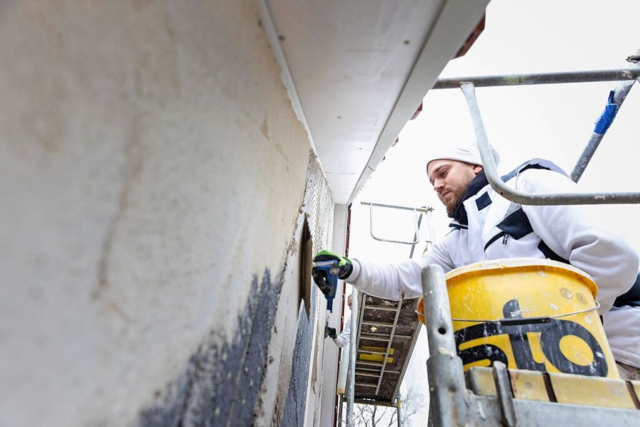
[454,299,609,377]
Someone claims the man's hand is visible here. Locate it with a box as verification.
[312,250,353,295]
[313,250,352,278]
[325,326,337,339]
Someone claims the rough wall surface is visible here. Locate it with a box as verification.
[0,1,334,426]
[256,155,335,427]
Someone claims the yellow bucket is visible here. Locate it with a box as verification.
[417,259,618,378]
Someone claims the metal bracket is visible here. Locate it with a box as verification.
[362,202,433,245]
[461,81,640,205]
[361,202,433,255]
[493,361,517,427]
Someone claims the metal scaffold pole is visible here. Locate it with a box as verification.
[437,50,640,205]
[433,68,640,89]
[346,288,358,427]
[571,49,640,182]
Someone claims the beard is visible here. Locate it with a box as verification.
[439,184,467,214]
[438,169,476,214]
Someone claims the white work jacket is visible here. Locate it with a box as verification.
[332,320,351,348]
[346,160,640,367]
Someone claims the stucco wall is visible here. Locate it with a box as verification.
[253,155,337,427]
[0,1,333,426]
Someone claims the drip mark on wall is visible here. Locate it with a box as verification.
[139,267,313,427]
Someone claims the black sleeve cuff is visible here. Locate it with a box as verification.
[338,263,353,280]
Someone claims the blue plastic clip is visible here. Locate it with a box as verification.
[593,90,619,135]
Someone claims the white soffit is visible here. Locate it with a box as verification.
[262,0,489,204]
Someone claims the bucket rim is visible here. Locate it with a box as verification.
[444,258,598,298]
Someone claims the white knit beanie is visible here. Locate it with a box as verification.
[425,142,500,174]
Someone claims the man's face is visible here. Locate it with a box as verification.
[347,295,353,310]
[427,159,481,214]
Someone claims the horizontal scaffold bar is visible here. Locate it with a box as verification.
[433,68,640,89]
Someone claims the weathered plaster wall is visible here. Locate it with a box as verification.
[253,155,336,427]
[0,1,333,426]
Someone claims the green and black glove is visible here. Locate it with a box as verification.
[311,250,353,295]
[325,326,338,339]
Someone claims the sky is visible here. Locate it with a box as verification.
[346,0,640,424]
[352,0,640,258]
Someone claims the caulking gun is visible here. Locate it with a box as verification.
[312,259,340,312]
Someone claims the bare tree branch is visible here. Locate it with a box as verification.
[348,386,427,427]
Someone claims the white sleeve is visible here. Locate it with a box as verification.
[603,306,640,368]
[518,169,640,313]
[344,241,455,301]
[333,320,351,348]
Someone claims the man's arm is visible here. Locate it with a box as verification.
[518,169,640,313]
[344,242,455,301]
[333,320,351,347]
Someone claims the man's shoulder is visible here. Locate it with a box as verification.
[503,159,568,181]
[516,167,573,193]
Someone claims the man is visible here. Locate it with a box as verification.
[326,294,352,347]
[313,142,640,378]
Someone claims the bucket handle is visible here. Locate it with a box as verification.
[416,302,601,325]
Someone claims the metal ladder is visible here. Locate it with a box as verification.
[340,202,434,426]
[354,297,403,396]
[361,202,434,257]
[353,201,433,399]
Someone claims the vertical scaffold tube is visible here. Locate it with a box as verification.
[422,266,456,356]
[346,288,358,426]
[422,265,469,426]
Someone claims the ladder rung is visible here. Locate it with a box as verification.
[389,334,413,340]
[362,332,392,338]
[356,361,383,367]
[355,366,382,373]
[364,305,400,311]
[356,371,382,378]
[360,333,413,341]
[357,349,388,355]
[360,334,391,341]
[362,320,395,327]
[356,366,401,375]
[355,383,378,388]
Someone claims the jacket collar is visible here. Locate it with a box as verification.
[448,172,488,227]
[446,160,567,228]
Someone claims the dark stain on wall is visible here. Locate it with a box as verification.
[137,153,331,427]
[280,307,311,426]
[139,268,287,427]
[137,353,197,427]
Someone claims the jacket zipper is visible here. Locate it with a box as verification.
[484,231,508,252]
